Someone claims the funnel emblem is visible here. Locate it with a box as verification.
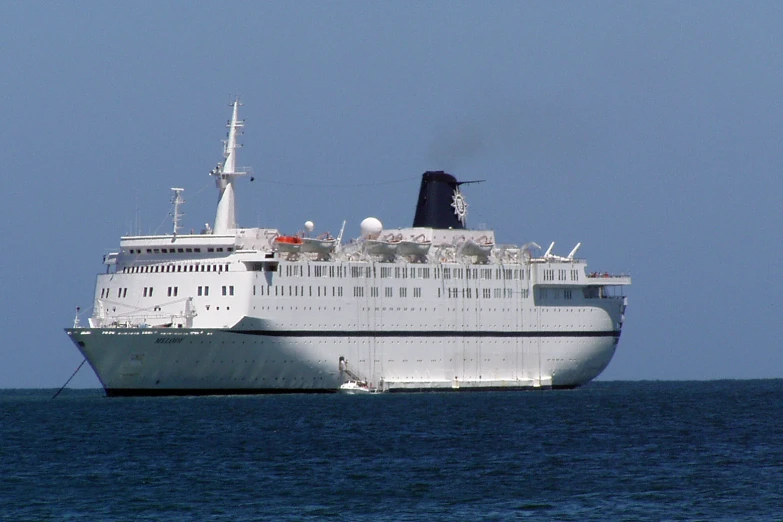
[451,189,468,226]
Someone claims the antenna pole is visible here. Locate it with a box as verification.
[171,188,185,235]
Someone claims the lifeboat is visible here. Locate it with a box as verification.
[364,234,401,257]
[274,235,303,253]
[460,236,495,257]
[397,235,432,257]
[301,234,337,255]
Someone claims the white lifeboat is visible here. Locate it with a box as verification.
[460,236,494,257]
[398,234,432,257]
[301,234,337,254]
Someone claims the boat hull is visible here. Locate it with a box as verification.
[65,326,620,396]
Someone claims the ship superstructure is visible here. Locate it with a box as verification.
[66,101,630,396]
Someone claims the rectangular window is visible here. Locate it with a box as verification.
[385,287,393,297]
[204,286,209,296]
[230,286,234,296]
[198,286,203,296]
[167,287,172,297]
[143,287,148,297]
[222,286,227,296]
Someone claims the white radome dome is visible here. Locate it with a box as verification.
[360,217,383,239]
[304,220,315,233]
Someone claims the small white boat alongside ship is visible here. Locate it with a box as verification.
[338,381,371,394]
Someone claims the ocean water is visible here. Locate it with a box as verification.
[2,381,782,521]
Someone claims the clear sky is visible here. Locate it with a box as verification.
[2,2,781,388]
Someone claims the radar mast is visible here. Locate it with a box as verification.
[211,99,248,233]
[170,188,185,235]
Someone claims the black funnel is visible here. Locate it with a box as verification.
[412,171,467,229]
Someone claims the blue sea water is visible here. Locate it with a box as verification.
[2,381,782,521]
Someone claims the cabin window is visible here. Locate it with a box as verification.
[222,286,227,296]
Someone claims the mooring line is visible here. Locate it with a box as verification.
[52,359,87,400]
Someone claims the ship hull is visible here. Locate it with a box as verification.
[66,325,620,396]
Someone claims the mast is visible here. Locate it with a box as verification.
[211,99,248,233]
[171,187,185,235]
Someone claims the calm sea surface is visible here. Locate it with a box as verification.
[2,381,782,521]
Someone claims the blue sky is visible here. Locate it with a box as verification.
[1,2,781,388]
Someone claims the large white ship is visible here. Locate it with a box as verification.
[66,101,631,396]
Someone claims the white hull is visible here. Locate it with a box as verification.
[66,321,620,395]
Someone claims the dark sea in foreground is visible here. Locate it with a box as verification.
[2,381,782,521]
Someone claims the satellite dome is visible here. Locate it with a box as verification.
[360,217,383,239]
[304,221,315,233]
